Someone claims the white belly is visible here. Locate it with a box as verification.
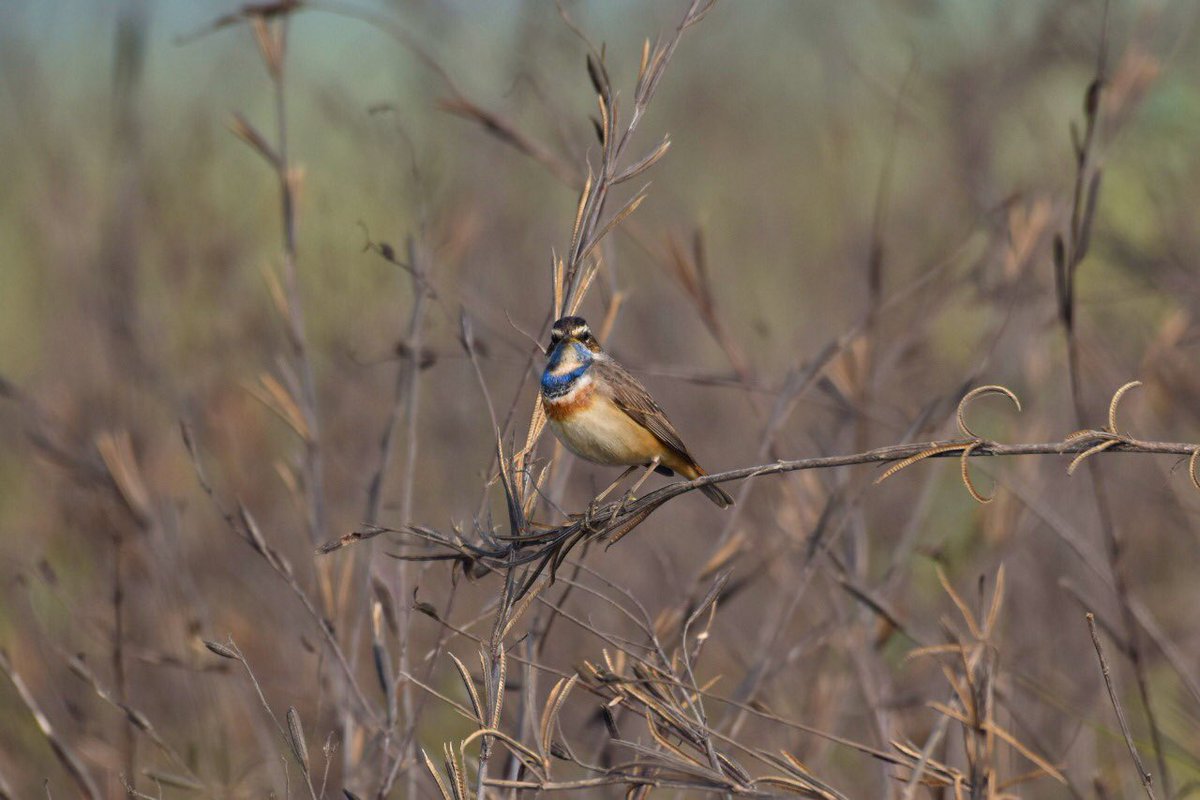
[547,400,659,466]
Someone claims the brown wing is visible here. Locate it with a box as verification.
[596,356,695,464]
[597,355,736,508]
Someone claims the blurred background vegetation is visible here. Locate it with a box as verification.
[3,1,1200,797]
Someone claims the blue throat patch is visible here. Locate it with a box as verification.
[541,342,592,398]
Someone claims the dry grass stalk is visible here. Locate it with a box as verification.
[901,568,1065,796]
[1086,614,1157,799]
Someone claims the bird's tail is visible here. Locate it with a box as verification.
[687,464,734,508]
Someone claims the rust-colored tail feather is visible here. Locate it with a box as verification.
[691,465,734,508]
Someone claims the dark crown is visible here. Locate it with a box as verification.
[549,316,591,346]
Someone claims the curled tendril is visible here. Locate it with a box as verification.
[1064,380,1142,475]
[1108,380,1142,434]
[959,441,991,503]
[1067,438,1120,475]
[957,384,1022,440]
[876,383,1022,504]
[875,443,968,485]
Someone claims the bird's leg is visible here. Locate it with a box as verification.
[609,456,660,524]
[594,466,639,505]
[580,466,638,529]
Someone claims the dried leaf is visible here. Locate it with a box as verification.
[987,720,1067,784]
[247,373,310,441]
[448,653,483,725]
[95,430,153,527]
[250,17,282,78]
[443,742,467,800]
[936,566,982,641]
[228,112,280,167]
[579,190,647,264]
[539,675,578,763]
[491,644,507,728]
[613,135,671,184]
[983,564,1006,636]
[420,748,454,800]
[568,171,593,266]
[500,581,545,642]
[585,52,608,97]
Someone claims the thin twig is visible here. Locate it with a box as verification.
[1086,614,1156,800]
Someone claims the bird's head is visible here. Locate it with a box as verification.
[548,316,602,354]
[544,316,602,383]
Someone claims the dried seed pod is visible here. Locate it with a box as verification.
[286,707,309,774]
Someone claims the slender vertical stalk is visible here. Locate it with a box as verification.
[112,534,133,789]
[271,18,327,549]
[360,232,434,795]
[1054,11,1170,793]
[396,238,430,800]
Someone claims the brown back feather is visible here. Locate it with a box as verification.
[593,356,696,465]
[594,355,735,507]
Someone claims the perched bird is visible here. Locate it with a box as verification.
[540,316,734,508]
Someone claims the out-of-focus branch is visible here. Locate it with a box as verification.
[0,650,101,800]
[180,425,381,728]
[1050,6,1171,793]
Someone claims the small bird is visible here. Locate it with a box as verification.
[540,316,734,508]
